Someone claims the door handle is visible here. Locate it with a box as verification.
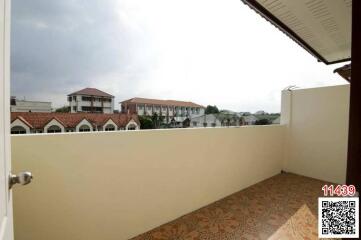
[9,171,33,189]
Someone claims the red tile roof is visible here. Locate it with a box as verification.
[68,88,114,97]
[11,112,139,129]
[120,97,204,108]
[16,116,34,128]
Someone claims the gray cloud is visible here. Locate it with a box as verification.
[11,0,347,112]
[11,0,154,108]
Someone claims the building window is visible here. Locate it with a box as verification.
[10,97,16,106]
[127,124,137,130]
[196,108,200,114]
[81,106,102,112]
[203,123,208,127]
[105,124,116,131]
[211,123,216,127]
[192,122,197,127]
[47,125,62,133]
[79,125,91,132]
[81,96,92,101]
[101,98,111,102]
[68,96,72,102]
[11,126,27,134]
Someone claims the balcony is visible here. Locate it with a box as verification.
[133,173,329,240]
[11,85,349,240]
[78,101,113,108]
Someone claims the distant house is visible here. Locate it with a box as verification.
[243,115,258,125]
[220,110,242,118]
[190,114,221,128]
[254,110,267,115]
[190,113,241,128]
[120,97,205,124]
[272,116,281,124]
[10,112,139,134]
[68,88,114,114]
[170,116,190,128]
[10,96,52,113]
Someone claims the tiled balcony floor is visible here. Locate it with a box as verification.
[132,173,336,240]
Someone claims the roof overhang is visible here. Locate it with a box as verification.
[334,64,351,82]
[241,0,352,64]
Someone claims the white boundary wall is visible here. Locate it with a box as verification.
[281,84,350,184]
[12,126,284,240]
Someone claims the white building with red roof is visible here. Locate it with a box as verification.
[68,88,114,114]
[120,97,205,124]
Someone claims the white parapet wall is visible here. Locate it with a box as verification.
[281,84,350,184]
[11,126,285,240]
[11,84,350,239]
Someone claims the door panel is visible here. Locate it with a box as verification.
[0,0,14,239]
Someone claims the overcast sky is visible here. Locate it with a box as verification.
[11,0,348,113]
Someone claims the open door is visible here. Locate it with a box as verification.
[0,0,14,239]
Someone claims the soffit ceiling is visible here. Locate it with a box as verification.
[242,0,352,64]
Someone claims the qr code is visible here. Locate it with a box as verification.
[319,197,359,238]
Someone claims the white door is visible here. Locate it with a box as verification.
[0,0,14,239]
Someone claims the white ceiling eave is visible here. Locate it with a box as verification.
[242,0,352,64]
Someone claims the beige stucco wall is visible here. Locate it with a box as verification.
[281,84,350,184]
[11,126,284,240]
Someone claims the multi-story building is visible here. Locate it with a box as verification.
[10,96,52,112]
[120,98,205,124]
[10,112,140,134]
[68,88,114,113]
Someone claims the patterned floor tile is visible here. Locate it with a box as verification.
[131,173,338,240]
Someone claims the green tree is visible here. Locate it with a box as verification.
[139,116,154,129]
[151,113,165,129]
[151,113,159,128]
[205,105,219,114]
[55,106,70,113]
[255,118,270,125]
